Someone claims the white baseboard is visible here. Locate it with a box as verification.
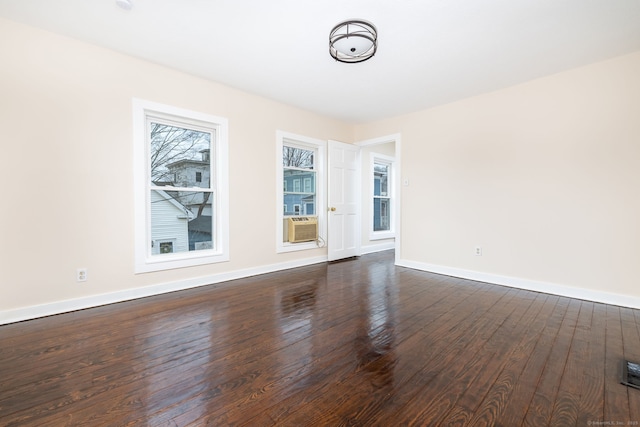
[7,255,637,325]
[396,259,640,310]
[360,241,395,255]
[0,255,328,326]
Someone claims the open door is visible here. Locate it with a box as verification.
[328,140,360,261]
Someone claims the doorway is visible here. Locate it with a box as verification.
[327,134,400,262]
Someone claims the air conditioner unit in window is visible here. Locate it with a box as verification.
[288,217,318,243]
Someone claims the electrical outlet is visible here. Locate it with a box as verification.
[77,268,88,282]
[475,246,482,256]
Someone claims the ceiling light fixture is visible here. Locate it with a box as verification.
[115,0,133,10]
[329,20,377,63]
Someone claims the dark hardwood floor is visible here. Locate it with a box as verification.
[1,250,639,426]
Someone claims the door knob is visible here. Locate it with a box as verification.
[330,207,336,212]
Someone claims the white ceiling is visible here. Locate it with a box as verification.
[1,0,639,123]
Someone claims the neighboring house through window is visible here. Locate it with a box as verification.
[134,99,229,273]
[283,144,316,218]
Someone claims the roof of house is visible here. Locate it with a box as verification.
[188,215,212,234]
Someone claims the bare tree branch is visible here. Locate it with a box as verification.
[150,123,210,183]
[283,146,313,168]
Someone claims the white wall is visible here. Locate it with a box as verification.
[0,18,352,322]
[355,51,640,307]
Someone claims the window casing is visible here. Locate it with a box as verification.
[276,131,325,253]
[134,99,229,273]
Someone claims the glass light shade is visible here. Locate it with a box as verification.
[333,36,375,56]
[329,20,377,63]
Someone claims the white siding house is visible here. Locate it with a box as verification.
[150,190,194,255]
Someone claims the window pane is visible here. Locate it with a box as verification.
[159,242,173,253]
[373,198,391,231]
[374,163,388,196]
[284,168,316,216]
[150,190,214,253]
[150,122,211,188]
[284,170,315,193]
[283,146,314,169]
[283,195,315,216]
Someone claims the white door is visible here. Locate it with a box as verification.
[328,140,360,261]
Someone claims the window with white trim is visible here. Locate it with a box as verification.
[276,131,325,252]
[371,155,395,240]
[134,99,229,273]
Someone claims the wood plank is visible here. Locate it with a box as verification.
[444,293,557,426]
[326,287,522,426]
[241,278,504,426]
[521,298,582,427]
[576,302,606,426]
[621,307,640,425]
[405,290,543,426]
[604,305,631,423]
[547,301,594,426]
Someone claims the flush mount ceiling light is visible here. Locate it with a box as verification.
[115,0,133,10]
[329,20,377,63]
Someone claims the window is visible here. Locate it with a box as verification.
[276,131,325,253]
[134,99,229,273]
[283,146,316,217]
[305,202,314,215]
[158,241,174,254]
[371,155,394,240]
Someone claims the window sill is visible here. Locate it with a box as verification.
[369,231,395,241]
[276,241,320,254]
[135,251,229,274]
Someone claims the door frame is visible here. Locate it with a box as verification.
[355,133,402,264]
